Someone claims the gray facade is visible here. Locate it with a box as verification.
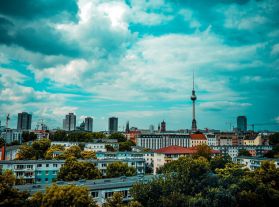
[63,113,76,131]
[85,117,93,132]
[237,116,247,132]
[17,112,32,130]
[108,117,118,134]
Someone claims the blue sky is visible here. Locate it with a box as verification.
[0,0,279,131]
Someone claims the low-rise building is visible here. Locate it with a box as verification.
[0,129,23,144]
[0,158,145,184]
[0,145,21,160]
[234,156,279,170]
[15,175,156,205]
[190,133,207,147]
[205,134,217,146]
[243,134,262,146]
[216,132,238,146]
[212,145,272,159]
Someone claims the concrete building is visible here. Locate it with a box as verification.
[234,156,279,170]
[15,175,156,205]
[136,133,190,150]
[51,141,119,152]
[0,159,145,185]
[85,117,93,132]
[0,145,21,160]
[212,145,272,159]
[243,134,263,145]
[190,133,207,147]
[63,113,76,131]
[17,112,32,130]
[206,134,217,146]
[108,117,118,134]
[237,116,247,132]
[216,132,238,146]
[0,129,23,144]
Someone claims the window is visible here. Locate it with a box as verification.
[52,171,56,175]
[45,178,48,182]
[46,164,49,167]
[45,171,49,175]
[37,164,42,168]
[27,165,33,169]
[53,164,57,168]
[91,192,99,198]
[37,171,41,175]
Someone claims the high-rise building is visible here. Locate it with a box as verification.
[63,113,76,131]
[149,125,154,133]
[17,112,32,130]
[160,120,166,132]
[191,71,197,132]
[237,116,247,132]
[108,117,118,134]
[85,117,93,132]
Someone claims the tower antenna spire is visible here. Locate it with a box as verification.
[193,69,195,90]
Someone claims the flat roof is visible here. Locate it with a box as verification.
[15,175,157,194]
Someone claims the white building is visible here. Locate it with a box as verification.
[205,134,217,146]
[234,156,279,170]
[0,129,23,144]
[137,133,190,150]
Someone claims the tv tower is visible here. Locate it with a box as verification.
[191,71,197,132]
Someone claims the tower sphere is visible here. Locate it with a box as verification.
[191,95,197,101]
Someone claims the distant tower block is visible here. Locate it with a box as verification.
[161,120,166,132]
[191,71,197,132]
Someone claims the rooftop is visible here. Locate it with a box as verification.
[190,133,207,140]
[154,145,220,155]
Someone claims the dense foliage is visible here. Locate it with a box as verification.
[57,158,101,181]
[50,130,106,142]
[238,149,251,156]
[29,184,98,207]
[130,156,279,207]
[106,162,137,178]
[17,139,51,160]
[22,131,37,142]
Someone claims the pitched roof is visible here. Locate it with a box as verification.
[190,133,207,140]
[154,145,220,155]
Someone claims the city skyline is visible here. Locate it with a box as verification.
[0,0,279,131]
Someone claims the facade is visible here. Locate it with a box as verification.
[108,117,118,134]
[234,156,279,170]
[0,129,23,144]
[85,117,93,132]
[216,132,238,146]
[0,159,145,184]
[212,145,272,159]
[190,133,207,147]
[51,141,119,152]
[136,133,190,150]
[206,134,217,146]
[160,120,166,132]
[63,113,76,131]
[15,175,156,205]
[237,116,247,132]
[0,145,21,160]
[17,112,32,130]
[243,134,262,145]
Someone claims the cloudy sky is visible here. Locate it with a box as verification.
[0,0,278,131]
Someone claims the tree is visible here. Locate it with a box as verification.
[81,151,97,159]
[62,145,82,159]
[0,138,5,147]
[50,130,67,141]
[29,184,98,207]
[32,138,51,159]
[57,158,101,181]
[193,144,212,160]
[105,144,115,152]
[45,145,65,160]
[109,133,127,142]
[269,133,279,145]
[17,145,36,160]
[22,131,37,142]
[210,155,232,173]
[0,170,30,206]
[103,192,124,207]
[238,149,251,157]
[119,141,135,151]
[106,162,136,178]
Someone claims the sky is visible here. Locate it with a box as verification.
[0,0,279,131]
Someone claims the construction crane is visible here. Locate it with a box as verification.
[248,122,279,131]
[5,114,10,128]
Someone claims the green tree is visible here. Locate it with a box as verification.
[0,170,30,206]
[45,145,65,160]
[105,144,115,152]
[31,138,51,159]
[0,137,5,147]
[57,158,101,181]
[210,155,232,173]
[119,140,135,151]
[50,130,67,141]
[17,145,36,160]
[29,184,98,207]
[81,151,97,159]
[106,162,136,178]
[109,133,127,142]
[238,149,251,157]
[22,131,37,142]
[62,145,82,159]
[193,144,212,160]
[103,192,124,207]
